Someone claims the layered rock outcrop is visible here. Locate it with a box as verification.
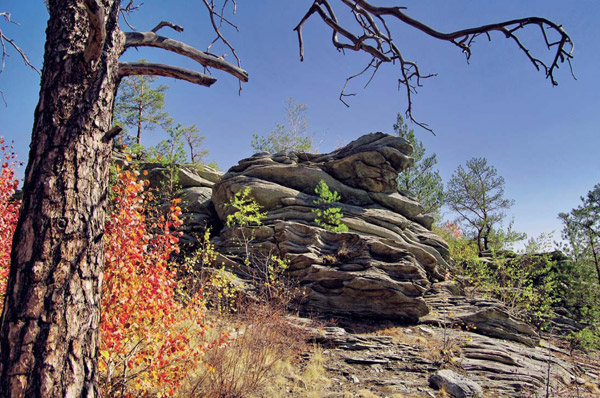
[297,319,599,397]
[142,163,223,245]
[422,282,541,347]
[131,134,599,397]
[212,133,449,321]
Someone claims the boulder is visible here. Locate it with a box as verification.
[179,186,213,212]
[177,166,216,188]
[275,221,431,321]
[429,369,484,398]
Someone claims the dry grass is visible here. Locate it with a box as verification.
[373,325,465,369]
[261,345,331,398]
[179,303,307,398]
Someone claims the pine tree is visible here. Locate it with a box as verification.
[559,184,600,284]
[394,114,443,215]
[181,124,209,165]
[557,184,600,348]
[114,71,172,145]
[445,157,514,253]
[312,180,348,233]
[148,124,189,199]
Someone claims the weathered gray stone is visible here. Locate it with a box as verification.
[291,316,599,398]
[369,192,423,218]
[135,162,223,241]
[178,186,213,213]
[192,165,222,184]
[131,140,600,397]
[178,166,216,188]
[212,133,448,321]
[429,369,483,398]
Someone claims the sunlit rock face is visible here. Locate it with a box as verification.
[212,132,449,321]
[135,160,223,245]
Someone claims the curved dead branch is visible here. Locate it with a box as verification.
[201,0,240,64]
[201,0,243,94]
[119,61,217,87]
[295,0,574,133]
[0,12,40,104]
[124,31,248,82]
[119,0,141,31]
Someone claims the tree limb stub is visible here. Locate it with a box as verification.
[124,31,248,82]
[103,125,122,142]
[119,61,217,87]
[296,0,574,133]
[83,0,106,64]
[151,21,184,33]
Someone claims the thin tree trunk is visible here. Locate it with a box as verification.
[0,1,123,396]
[137,102,143,145]
[483,224,491,252]
[477,227,484,254]
[187,139,196,164]
[588,231,600,285]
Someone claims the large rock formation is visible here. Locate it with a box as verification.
[131,135,600,397]
[142,163,223,245]
[211,133,449,321]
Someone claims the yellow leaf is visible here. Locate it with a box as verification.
[100,350,110,360]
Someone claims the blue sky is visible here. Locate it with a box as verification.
[1,1,599,246]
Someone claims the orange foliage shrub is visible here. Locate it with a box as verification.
[0,138,22,307]
[100,166,214,397]
[0,150,229,396]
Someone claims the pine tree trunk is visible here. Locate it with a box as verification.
[137,102,143,145]
[0,1,122,396]
[477,228,484,254]
[588,231,600,285]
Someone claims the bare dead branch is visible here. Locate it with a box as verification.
[205,0,239,33]
[119,61,217,87]
[201,0,243,93]
[295,0,574,133]
[83,0,106,64]
[339,59,374,107]
[119,0,142,30]
[121,0,140,13]
[0,12,40,104]
[123,31,248,82]
[151,21,183,33]
[0,12,40,75]
[120,11,135,31]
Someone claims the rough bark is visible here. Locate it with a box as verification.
[0,1,123,396]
